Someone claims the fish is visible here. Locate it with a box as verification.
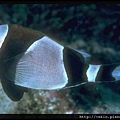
[0,24,120,101]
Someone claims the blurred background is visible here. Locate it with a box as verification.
[0,4,120,114]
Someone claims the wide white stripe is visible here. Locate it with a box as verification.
[15,36,68,90]
[112,66,120,81]
[86,64,101,82]
[0,24,8,48]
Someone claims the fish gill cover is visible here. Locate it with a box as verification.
[0,4,120,114]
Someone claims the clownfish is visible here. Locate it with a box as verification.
[0,24,120,101]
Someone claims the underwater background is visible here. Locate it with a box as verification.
[0,4,120,114]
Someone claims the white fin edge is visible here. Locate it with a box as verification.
[69,47,91,63]
[76,50,91,63]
